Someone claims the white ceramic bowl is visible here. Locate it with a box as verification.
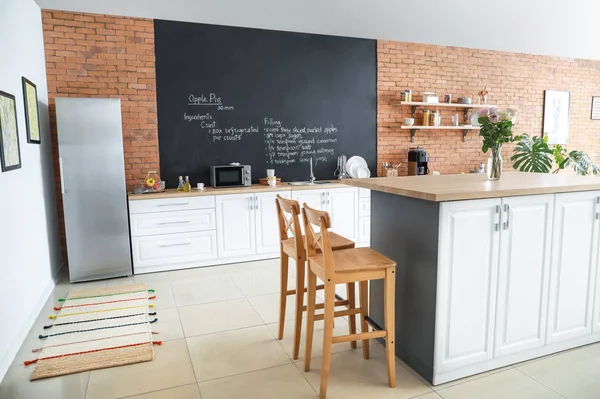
[404,118,415,126]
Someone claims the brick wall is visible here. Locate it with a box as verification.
[42,10,158,263]
[377,41,600,176]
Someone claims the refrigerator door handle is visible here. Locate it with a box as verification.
[59,157,65,194]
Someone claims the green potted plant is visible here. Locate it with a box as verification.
[472,108,519,180]
[511,134,599,175]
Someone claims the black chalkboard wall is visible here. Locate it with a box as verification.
[154,20,376,187]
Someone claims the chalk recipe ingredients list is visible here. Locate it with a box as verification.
[185,92,339,168]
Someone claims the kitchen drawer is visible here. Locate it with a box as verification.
[359,197,371,217]
[359,188,371,198]
[130,209,216,237]
[132,231,217,269]
[358,216,370,243]
[129,196,215,214]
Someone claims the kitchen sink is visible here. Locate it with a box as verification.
[287,181,331,186]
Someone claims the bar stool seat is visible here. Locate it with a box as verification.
[281,232,355,257]
[309,247,396,275]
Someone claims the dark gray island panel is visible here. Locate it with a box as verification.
[369,190,440,382]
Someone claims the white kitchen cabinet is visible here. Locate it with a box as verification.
[132,231,217,269]
[357,189,371,246]
[130,209,216,236]
[436,198,501,372]
[358,217,370,244]
[327,188,359,242]
[494,195,554,357]
[547,191,600,343]
[129,195,215,214]
[291,189,326,211]
[129,185,370,273]
[216,194,256,258]
[255,191,291,254]
[593,195,600,333]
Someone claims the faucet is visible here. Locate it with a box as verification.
[309,157,316,183]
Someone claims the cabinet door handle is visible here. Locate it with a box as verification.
[494,205,501,232]
[255,196,259,210]
[503,204,510,230]
[158,220,191,225]
[157,202,189,207]
[159,242,191,248]
[249,197,254,210]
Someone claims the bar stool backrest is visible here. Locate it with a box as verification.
[302,203,335,278]
[275,195,305,259]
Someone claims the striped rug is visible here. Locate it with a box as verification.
[26,284,159,380]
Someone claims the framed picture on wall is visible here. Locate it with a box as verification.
[542,90,570,144]
[592,96,600,120]
[0,90,22,172]
[22,77,41,144]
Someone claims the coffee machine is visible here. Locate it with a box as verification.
[407,147,429,176]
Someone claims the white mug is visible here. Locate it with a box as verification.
[196,182,205,190]
[268,177,277,187]
[266,169,275,177]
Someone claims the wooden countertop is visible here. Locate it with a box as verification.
[342,173,600,202]
[128,180,347,200]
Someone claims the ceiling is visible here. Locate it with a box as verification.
[34,0,600,61]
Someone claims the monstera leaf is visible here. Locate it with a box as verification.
[553,145,600,175]
[510,134,553,173]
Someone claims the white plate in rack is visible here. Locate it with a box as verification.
[346,156,368,178]
[355,166,371,178]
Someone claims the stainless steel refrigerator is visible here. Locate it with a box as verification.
[56,98,132,282]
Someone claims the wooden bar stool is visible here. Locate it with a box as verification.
[302,203,397,399]
[275,195,356,360]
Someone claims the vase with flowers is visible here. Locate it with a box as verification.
[471,107,518,180]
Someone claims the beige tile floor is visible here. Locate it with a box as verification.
[2,258,600,398]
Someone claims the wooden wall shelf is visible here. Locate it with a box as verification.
[397,101,495,109]
[397,101,495,142]
[400,126,480,130]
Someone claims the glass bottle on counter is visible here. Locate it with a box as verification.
[184,176,191,192]
[176,176,185,191]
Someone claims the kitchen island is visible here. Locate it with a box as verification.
[344,173,600,385]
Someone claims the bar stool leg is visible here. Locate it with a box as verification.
[319,281,336,399]
[359,280,370,359]
[292,258,306,360]
[304,269,317,371]
[384,269,396,388]
[277,253,289,340]
[347,282,357,349]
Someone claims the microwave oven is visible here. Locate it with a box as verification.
[210,164,252,188]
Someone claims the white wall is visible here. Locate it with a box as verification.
[0,0,62,382]
[34,0,600,61]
